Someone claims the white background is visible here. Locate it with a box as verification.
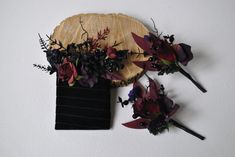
[0,0,235,157]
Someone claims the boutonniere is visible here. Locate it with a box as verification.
[118,75,205,140]
[131,23,207,93]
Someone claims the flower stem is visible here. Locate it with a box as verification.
[178,66,207,93]
[169,119,205,140]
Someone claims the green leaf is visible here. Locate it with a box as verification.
[161,59,173,65]
[75,59,79,66]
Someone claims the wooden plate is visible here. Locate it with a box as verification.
[51,13,149,87]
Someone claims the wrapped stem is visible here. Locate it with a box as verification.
[178,66,207,93]
[169,119,205,140]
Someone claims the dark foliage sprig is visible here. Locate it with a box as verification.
[33,64,54,74]
[46,35,66,50]
[35,24,135,87]
[38,33,48,51]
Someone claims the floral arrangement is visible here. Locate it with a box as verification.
[118,75,205,140]
[131,23,207,93]
[34,27,132,87]
[117,21,206,139]
[34,18,206,140]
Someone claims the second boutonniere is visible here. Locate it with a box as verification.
[118,75,205,140]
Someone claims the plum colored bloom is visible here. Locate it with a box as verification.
[173,43,193,66]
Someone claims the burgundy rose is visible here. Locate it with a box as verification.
[156,39,177,62]
[173,43,193,66]
[58,58,78,86]
[106,47,117,59]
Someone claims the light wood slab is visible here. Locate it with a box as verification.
[51,13,149,87]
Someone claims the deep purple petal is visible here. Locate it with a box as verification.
[173,43,193,66]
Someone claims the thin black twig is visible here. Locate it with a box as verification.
[150,18,162,37]
[80,18,89,40]
[112,41,123,47]
[46,35,66,50]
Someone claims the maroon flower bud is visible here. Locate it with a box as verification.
[106,47,117,59]
[173,43,193,66]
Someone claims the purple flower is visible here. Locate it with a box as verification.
[128,86,141,102]
[173,43,193,66]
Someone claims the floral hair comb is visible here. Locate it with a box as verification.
[118,75,205,140]
[34,27,130,87]
[34,22,140,129]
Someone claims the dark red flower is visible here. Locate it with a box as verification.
[58,58,78,86]
[157,40,176,62]
[173,43,193,66]
[106,47,117,59]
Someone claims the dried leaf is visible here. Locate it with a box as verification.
[131,32,155,55]
[122,118,150,129]
[148,77,160,100]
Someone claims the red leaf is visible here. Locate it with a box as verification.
[146,77,160,100]
[122,118,150,129]
[132,32,150,51]
[131,32,155,55]
[133,98,144,112]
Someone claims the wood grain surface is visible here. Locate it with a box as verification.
[51,13,149,87]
